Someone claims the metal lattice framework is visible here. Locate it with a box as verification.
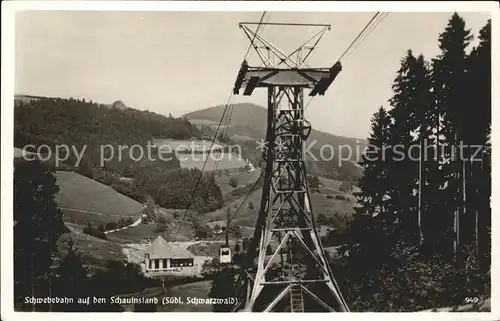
[232,22,349,312]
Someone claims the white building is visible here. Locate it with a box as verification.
[143,236,195,274]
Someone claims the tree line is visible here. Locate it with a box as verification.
[335,14,491,311]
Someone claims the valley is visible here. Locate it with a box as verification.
[14,94,362,312]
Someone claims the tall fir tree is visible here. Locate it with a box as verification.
[348,107,394,273]
[464,19,491,269]
[54,238,91,311]
[412,55,434,249]
[355,107,392,215]
[386,50,424,245]
[209,268,236,312]
[431,12,473,259]
[14,159,66,311]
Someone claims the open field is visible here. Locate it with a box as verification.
[107,220,194,244]
[318,176,343,191]
[152,138,249,171]
[230,134,257,142]
[319,176,361,194]
[187,119,220,126]
[309,191,357,217]
[179,154,248,171]
[14,94,44,105]
[153,138,221,152]
[204,185,357,231]
[58,224,126,270]
[204,189,262,229]
[215,169,261,195]
[55,171,144,227]
[61,208,139,229]
[186,241,238,258]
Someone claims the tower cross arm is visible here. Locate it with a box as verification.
[232,61,343,96]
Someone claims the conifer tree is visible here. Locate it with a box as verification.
[209,268,236,312]
[432,13,473,259]
[386,50,421,244]
[465,19,491,268]
[348,107,394,272]
[14,159,66,311]
[412,55,434,248]
[355,107,392,216]
[54,238,91,311]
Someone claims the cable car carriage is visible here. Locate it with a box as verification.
[219,247,232,264]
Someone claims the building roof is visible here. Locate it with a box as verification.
[146,236,193,259]
[206,220,227,229]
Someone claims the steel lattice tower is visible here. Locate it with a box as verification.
[232,21,349,312]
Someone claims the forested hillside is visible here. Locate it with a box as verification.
[14,97,223,214]
[15,97,199,170]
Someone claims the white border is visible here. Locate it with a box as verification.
[1,1,499,321]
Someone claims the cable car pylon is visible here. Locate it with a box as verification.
[231,21,349,312]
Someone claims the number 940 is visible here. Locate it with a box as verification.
[464,297,479,304]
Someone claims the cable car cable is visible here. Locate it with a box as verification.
[175,11,268,240]
[214,12,269,173]
[304,12,388,113]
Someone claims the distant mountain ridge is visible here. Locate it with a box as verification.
[184,103,367,160]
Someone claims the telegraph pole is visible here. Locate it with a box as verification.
[231,21,349,312]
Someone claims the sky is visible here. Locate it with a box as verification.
[15,10,490,139]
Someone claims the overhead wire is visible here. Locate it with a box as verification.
[304,12,388,113]
[214,12,269,173]
[342,12,389,61]
[208,13,270,247]
[333,11,380,64]
[174,11,268,240]
[227,170,264,224]
[209,169,265,245]
[212,12,271,239]
[173,97,231,240]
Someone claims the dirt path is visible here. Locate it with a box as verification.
[60,206,145,234]
[104,216,143,234]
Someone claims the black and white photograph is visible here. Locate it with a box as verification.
[1,1,498,317]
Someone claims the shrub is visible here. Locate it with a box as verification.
[334,241,490,312]
[307,175,321,188]
[105,222,117,231]
[242,238,250,251]
[83,223,107,240]
[339,181,353,192]
[229,177,238,188]
[316,213,327,225]
[155,222,169,234]
[195,226,213,240]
